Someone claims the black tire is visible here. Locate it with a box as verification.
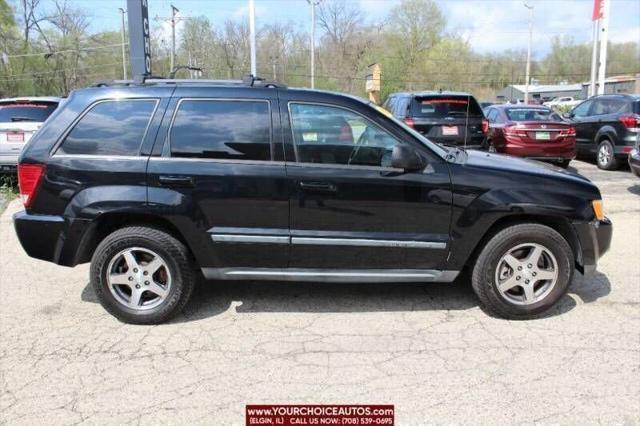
[471,223,574,319]
[596,139,618,170]
[559,159,571,169]
[90,226,195,324]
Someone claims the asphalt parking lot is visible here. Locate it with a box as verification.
[1,160,638,425]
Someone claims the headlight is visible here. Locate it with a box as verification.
[592,200,605,221]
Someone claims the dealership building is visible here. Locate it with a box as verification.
[497,74,640,103]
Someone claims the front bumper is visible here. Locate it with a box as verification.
[13,210,93,267]
[572,218,612,276]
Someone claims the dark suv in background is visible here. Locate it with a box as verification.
[383,91,488,149]
[565,94,640,170]
[14,78,611,324]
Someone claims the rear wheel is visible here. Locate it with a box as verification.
[596,139,618,170]
[471,223,574,319]
[559,159,571,169]
[90,226,195,324]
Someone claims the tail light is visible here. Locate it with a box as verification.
[619,114,640,129]
[481,118,489,134]
[559,126,576,137]
[402,117,415,128]
[503,124,527,138]
[17,163,45,208]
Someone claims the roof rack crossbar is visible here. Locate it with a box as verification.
[91,75,286,89]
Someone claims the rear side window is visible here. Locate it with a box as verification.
[0,101,58,123]
[169,100,271,161]
[411,96,483,118]
[57,100,156,156]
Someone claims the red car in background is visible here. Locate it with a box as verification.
[484,104,576,168]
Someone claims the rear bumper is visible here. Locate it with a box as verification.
[572,218,612,276]
[13,210,92,267]
[501,142,575,160]
[629,149,640,177]
[0,154,19,172]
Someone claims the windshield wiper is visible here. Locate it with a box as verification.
[10,116,37,122]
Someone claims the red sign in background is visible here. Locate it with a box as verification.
[246,404,394,425]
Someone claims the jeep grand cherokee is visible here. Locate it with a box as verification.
[13,78,612,324]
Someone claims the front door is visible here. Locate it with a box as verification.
[280,95,452,270]
[147,86,289,270]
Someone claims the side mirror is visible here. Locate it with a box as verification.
[392,145,424,171]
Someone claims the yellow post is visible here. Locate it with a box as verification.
[366,63,381,105]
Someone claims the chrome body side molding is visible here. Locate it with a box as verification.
[201,268,460,283]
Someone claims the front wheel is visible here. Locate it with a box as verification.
[90,226,195,324]
[597,139,618,170]
[471,223,574,319]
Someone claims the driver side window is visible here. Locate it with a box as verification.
[289,103,401,168]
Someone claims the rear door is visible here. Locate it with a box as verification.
[146,86,289,270]
[409,95,485,147]
[0,100,58,169]
[570,99,596,154]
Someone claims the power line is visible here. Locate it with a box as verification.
[4,43,128,59]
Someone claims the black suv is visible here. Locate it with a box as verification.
[382,91,488,149]
[564,94,640,170]
[14,78,611,324]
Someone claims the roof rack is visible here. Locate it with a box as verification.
[91,74,286,89]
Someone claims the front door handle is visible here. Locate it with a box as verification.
[299,181,337,193]
[158,175,194,187]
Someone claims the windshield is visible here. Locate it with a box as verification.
[411,96,483,118]
[0,101,59,123]
[369,102,449,158]
[505,108,560,122]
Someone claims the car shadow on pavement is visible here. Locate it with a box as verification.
[80,270,612,323]
[627,184,640,196]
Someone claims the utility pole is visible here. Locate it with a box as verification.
[524,2,533,104]
[590,19,599,97]
[307,0,321,89]
[597,0,610,95]
[170,4,179,72]
[118,7,127,80]
[249,0,257,76]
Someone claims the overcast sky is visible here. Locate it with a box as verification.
[35,0,640,57]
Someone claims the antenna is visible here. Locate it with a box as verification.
[463,94,470,150]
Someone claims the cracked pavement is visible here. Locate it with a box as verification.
[1,160,639,425]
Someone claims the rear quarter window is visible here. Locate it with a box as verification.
[169,99,271,161]
[56,99,157,156]
[0,101,58,123]
[411,96,483,118]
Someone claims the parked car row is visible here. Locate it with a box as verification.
[383,92,639,173]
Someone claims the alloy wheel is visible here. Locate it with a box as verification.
[106,247,172,310]
[598,143,612,167]
[494,243,558,305]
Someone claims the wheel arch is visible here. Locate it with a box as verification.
[464,214,582,273]
[74,212,195,265]
[595,126,618,145]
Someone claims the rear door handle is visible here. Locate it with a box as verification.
[158,175,194,187]
[299,181,337,193]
